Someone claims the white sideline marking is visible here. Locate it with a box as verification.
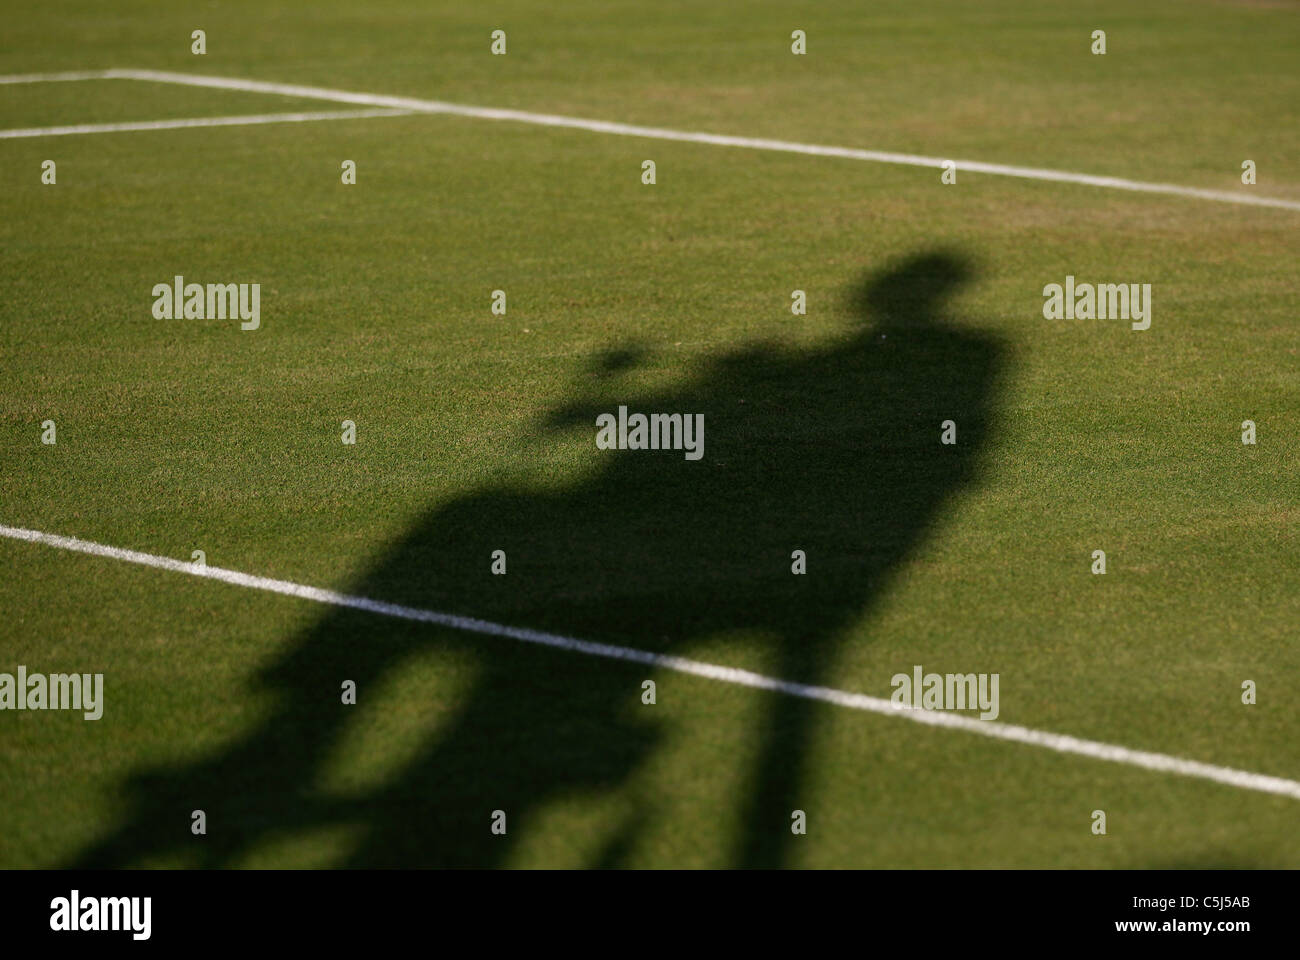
[3,521,1299,802]
[1,68,1297,212]
[0,108,413,140]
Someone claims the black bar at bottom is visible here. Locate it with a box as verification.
[0,869,1282,947]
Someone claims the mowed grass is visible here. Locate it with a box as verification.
[1,0,1298,868]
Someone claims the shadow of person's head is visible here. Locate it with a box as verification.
[855,250,973,330]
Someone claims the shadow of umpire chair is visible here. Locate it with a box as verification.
[74,250,1005,868]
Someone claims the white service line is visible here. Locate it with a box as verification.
[0,68,1296,212]
[0,70,120,84]
[0,108,413,140]
[3,520,1299,802]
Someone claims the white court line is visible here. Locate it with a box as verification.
[1,68,1297,212]
[0,70,118,84]
[3,521,1299,802]
[0,108,413,140]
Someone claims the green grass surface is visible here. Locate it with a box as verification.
[1,0,1297,868]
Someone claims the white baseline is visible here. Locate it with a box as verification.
[0,108,412,140]
[3,522,1299,802]
[0,68,1296,212]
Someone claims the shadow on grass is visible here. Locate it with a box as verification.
[74,251,1005,868]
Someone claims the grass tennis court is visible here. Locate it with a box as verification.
[1,0,1298,868]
